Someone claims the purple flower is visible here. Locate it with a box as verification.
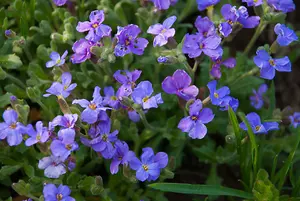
[0,109,25,146]
[103,86,121,109]
[242,0,263,7]
[178,99,214,139]
[52,114,78,130]
[76,10,112,42]
[132,81,163,110]
[219,96,239,112]
[207,80,230,106]
[150,0,176,10]
[71,39,94,64]
[210,57,236,79]
[50,128,78,161]
[72,86,109,124]
[254,49,291,80]
[5,29,15,38]
[250,84,268,109]
[114,24,148,57]
[46,51,68,68]
[129,147,168,182]
[157,56,168,63]
[197,0,220,11]
[127,107,141,122]
[274,23,298,46]
[25,121,49,146]
[289,112,300,128]
[44,72,77,98]
[43,183,75,201]
[195,16,216,38]
[237,6,260,28]
[147,16,176,47]
[162,70,199,101]
[52,0,67,6]
[219,4,239,37]
[38,155,66,178]
[89,121,118,159]
[87,111,110,138]
[110,141,135,174]
[114,70,142,96]
[240,112,279,134]
[182,33,223,59]
[267,0,295,13]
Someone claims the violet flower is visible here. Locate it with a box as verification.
[182,33,223,59]
[240,112,279,134]
[71,39,94,64]
[267,0,295,13]
[0,109,25,146]
[207,80,230,106]
[46,51,68,68]
[132,81,163,110]
[114,70,142,97]
[103,86,121,109]
[219,96,239,112]
[52,0,67,6]
[150,0,176,10]
[38,155,66,178]
[254,49,291,80]
[127,107,141,122]
[274,23,298,46]
[237,6,260,28]
[210,57,236,79]
[197,0,220,11]
[110,141,135,174]
[242,0,263,7]
[50,128,78,161]
[52,114,78,130]
[289,112,300,128]
[250,84,268,109]
[129,147,168,182]
[147,16,176,47]
[162,69,199,101]
[76,10,112,42]
[219,4,239,37]
[195,16,216,38]
[43,183,75,201]
[44,72,77,98]
[178,99,214,139]
[25,121,49,146]
[72,86,109,124]
[114,24,148,57]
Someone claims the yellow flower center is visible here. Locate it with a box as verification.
[269,59,275,66]
[214,92,219,98]
[102,134,108,142]
[199,43,204,49]
[191,116,198,121]
[92,23,99,28]
[89,103,97,110]
[255,125,261,131]
[65,144,72,150]
[161,29,167,34]
[110,96,117,101]
[142,96,150,103]
[142,164,149,171]
[36,135,41,141]
[56,194,63,200]
[9,123,17,129]
[125,39,131,46]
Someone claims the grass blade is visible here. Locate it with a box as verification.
[148,183,253,199]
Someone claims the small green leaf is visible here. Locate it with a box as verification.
[0,66,7,80]
[67,172,81,186]
[24,165,35,178]
[148,183,253,199]
[0,165,22,179]
[12,180,30,196]
[0,54,23,69]
[78,176,95,192]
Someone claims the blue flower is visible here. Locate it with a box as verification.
[38,155,66,178]
[254,49,291,80]
[147,16,176,47]
[196,0,220,11]
[25,121,50,146]
[267,0,295,13]
[43,183,75,201]
[110,141,135,174]
[130,147,168,182]
[290,112,300,128]
[132,81,163,110]
[240,112,279,134]
[52,114,78,130]
[207,80,230,106]
[274,23,298,46]
[242,0,263,7]
[250,84,268,109]
[103,86,121,109]
[46,51,68,68]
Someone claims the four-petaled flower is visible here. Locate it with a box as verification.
[44,72,77,98]
[178,99,214,139]
[114,70,142,97]
[103,86,121,109]
[130,147,168,182]
[162,69,199,101]
[289,112,300,128]
[71,39,95,64]
[195,16,216,38]
[147,16,176,47]
[46,51,68,68]
[52,114,78,130]
[274,23,298,46]
[207,80,230,106]
[197,0,220,11]
[240,112,279,134]
[110,141,135,174]
[0,109,25,146]
[76,10,112,42]
[254,49,291,80]
[132,81,163,110]
[25,121,49,146]
[210,57,236,79]
[43,183,75,201]
[38,155,66,178]
[250,84,268,109]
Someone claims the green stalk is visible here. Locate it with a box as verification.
[244,21,267,55]
[137,109,166,133]
[6,73,26,89]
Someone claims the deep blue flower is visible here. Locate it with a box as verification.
[240,112,279,134]
[210,57,236,79]
[254,49,291,80]
[207,80,230,106]
[274,23,298,46]
[237,6,260,28]
[250,84,268,109]
[130,147,168,182]
[195,16,216,38]
[196,0,220,11]
[110,141,135,174]
[178,99,214,139]
[43,183,75,201]
[267,0,295,13]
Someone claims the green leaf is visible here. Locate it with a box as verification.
[0,67,7,80]
[228,107,241,156]
[23,165,35,178]
[11,180,30,196]
[148,183,253,199]
[0,165,22,179]
[0,54,23,69]
[66,172,82,187]
[78,176,95,192]
[0,92,13,108]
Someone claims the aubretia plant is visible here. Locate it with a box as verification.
[1,0,300,200]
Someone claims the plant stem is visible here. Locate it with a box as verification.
[6,73,26,89]
[202,96,211,106]
[244,21,267,55]
[137,110,165,133]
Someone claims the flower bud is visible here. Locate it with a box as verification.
[51,33,64,43]
[5,29,16,38]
